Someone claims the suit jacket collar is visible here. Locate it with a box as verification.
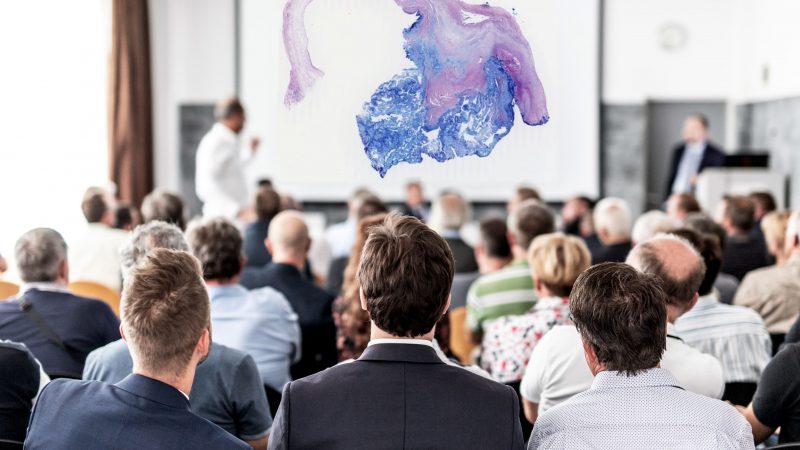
[268,262,303,279]
[358,342,443,364]
[115,373,191,410]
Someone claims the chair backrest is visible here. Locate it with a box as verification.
[68,280,121,316]
[449,306,476,364]
[0,280,20,301]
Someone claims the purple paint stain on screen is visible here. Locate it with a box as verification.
[282,0,548,176]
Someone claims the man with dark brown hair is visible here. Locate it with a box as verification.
[244,185,283,268]
[269,214,524,450]
[720,195,770,280]
[529,263,752,450]
[25,249,248,449]
[666,192,701,224]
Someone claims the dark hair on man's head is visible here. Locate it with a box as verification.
[357,197,388,220]
[358,213,454,337]
[479,217,511,259]
[215,97,244,120]
[669,228,722,296]
[724,195,756,232]
[82,187,110,223]
[570,262,667,376]
[691,113,709,130]
[516,186,541,202]
[683,213,728,248]
[185,218,243,281]
[749,192,777,215]
[141,190,186,231]
[115,203,138,230]
[508,200,556,250]
[625,235,705,308]
[254,186,282,222]
[673,193,701,214]
[122,248,210,377]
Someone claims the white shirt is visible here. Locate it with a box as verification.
[324,218,357,260]
[68,223,128,292]
[671,140,706,194]
[520,324,724,414]
[195,123,252,219]
[528,368,754,450]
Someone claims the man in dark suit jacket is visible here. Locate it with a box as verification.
[268,214,524,450]
[242,211,337,379]
[244,185,282,268]
[665,114,726,199]
[0,228,119,378]
[24,249,248,450]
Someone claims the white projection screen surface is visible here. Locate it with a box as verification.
[240,0,599,201]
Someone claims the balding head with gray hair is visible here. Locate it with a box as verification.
[15,228,68,283]
[120,221,189,280]
[626,234,705,318]
[594,197,632,244]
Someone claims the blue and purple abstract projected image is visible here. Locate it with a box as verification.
[283,0,549,177]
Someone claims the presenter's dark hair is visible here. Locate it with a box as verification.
[215,97,245,120]
[570,262,667,376]
[358,213,454,337]
[185,217,243,281]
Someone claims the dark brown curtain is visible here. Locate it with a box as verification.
[109,0,154,207]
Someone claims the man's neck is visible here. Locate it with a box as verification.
[511,246,528,261]
[600,234,630,246]
[272,255,305,273]
[480,257,511,274]
[370,323,434,342]
[666,305,683,324]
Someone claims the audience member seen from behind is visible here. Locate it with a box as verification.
[759,210,791,266]
[683,213,740,305]
[719,195,770,281]
[466,200,555,344]
[0,228,119,378]
[83,221,272,449]
[69,186,128,291]
[666,192,701,225]
[528,263,752,450]
[632,210,675,245]
[24,249,249,450]
[749,192,777,243]
[0,341,46,443]
[451,218,512,311]
[591,197,633,264]
[560,196,601,255]
[428,192,479,273]
[140,189,187,231]
[186,218,300,408]
[243,185,282,268]
[398,181,430,222]
[507,186,541,213]
[241,211,337,379]
[114,203,140,232]
[734,210,800,336]
[670,228,771,406]
[268,214,525,450]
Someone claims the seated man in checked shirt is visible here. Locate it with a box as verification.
[528,263,753,450]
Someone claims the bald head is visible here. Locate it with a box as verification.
[267,211,311,267]
[626,234,706,318]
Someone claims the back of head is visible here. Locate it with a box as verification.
[348,188,378,215]
[15,228,67,283]
[784,210,800,257]
[750,192,777,219]
[114,203,138,230]
[507,199,555,251]
[82,186,112,224]
[254,186,282,223]
[632,210,675,244]
[684,212,728,248]
[570,262,667,375]
[429,192,471,233]
[761,210,791,257]
[528,232,591,297]
[121,248,209,377]
[356,196,388,220]
[215,97,244,121]
[479,217,511,259]
[357,214,454,337]
[668,193,701,217]
[120,221,189,280]
[268,211,310,256]
[593,197,632,239]
[626,234,706,309]
[141,189,186,231]
[516,186,541,202]
[669,228,721,297]
[724,195,756,232]
[185,218,243,281]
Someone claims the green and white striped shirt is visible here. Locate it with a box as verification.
[466,260,537,332]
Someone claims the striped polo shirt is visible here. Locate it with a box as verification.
[465,260,537,333]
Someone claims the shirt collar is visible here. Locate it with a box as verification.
[20,282,70,295]
[207,283,249,298]
[367,338,433,348]
[592,368,682,391]
[696,291,719,308]
[533,296,569,311]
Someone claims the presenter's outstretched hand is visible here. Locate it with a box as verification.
[250,137,261,153]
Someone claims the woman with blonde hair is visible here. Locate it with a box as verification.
[761,210,792,265]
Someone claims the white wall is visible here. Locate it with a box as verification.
[149,0,237,191]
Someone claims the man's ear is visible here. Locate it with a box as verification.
[443,295,452,317]
[59,260,70,284]
[686,292,699,313]
[506,231,516,249]
[580,337,601,376]
[359,287,368,311]
[195,329,210,358]
[264,239,273,254]
[119,324,126,343]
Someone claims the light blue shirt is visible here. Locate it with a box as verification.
[209,284,301,391]
[529,368,754,450]
[671,141,706,194]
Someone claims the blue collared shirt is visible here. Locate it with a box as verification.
[208,284,301,391]
[529,368,754,450]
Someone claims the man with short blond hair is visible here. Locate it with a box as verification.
[25,249,248,449]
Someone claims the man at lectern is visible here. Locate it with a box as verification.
[195,97,260,220]
[665,114,725,199]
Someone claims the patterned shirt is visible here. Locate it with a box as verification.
[466,260,537,333]
[529,369,754,450]
[674,292,772,383]
[480,296,570,383]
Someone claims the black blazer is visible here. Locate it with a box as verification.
[268,343,524,450]
[243,220,272,268]
[24,374,248,449]
[445,237,479,274]
[240,263,337,379]
[665,142,726,198]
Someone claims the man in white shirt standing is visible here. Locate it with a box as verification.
[195,97,260,220]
